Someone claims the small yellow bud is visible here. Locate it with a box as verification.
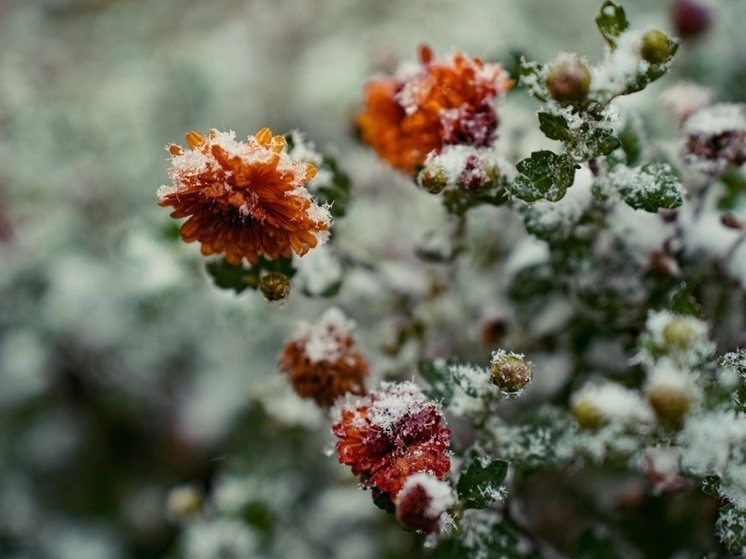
[662,318,696,349]
[572,395,605,430]
[640,29,676,65]
[647,384,691,429]
[259,271,290,301]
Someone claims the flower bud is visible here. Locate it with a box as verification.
[647,383,691,429]
[417,165,448,194]
[259,271,290,301]
[662,318,696,349]
[571,395,605,430]
[671,0,711,40]
[545,56,591,104]
[640,29,676,65]
[395,473,455,534]
[489,350,532,393]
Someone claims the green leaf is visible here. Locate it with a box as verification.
[670,283,700,317]
[616,162,683,213]
[588,127,621,157]
[618,119,642,166]
[314,155,352,218]
[716,504,746,557]
[417,359,454,404]
[702,475,723,499]
[513,151,576,202]
[456,453,509,509]
[595,1,629,48]
[538,112,574,142]
[717,167,746,211]
[205,258,258,294]
[372,490,395,515]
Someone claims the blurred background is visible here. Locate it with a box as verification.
[0,0,744,557]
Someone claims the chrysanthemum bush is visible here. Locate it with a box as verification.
[149,1,746,557]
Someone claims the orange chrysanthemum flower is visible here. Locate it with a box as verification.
[332,381,451,499]
[157,128,331,265]
[278,307,369,407]
[356,45,512,175]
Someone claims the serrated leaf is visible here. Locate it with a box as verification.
[596,1,629,48]
[205,258,258,294]
[538,112,574,142]
[315,155,352,218]
[457,453,509,509]
[616,162,683,213]
[513,151,576,202]
[588,127,621,157]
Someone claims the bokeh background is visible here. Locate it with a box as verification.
[1,1,744,558]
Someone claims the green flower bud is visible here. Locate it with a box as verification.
[647,383,691,429]
[662,318,696,349]
[545,56,591,104]
[640,28,677,65]
[571,395,605,430]
[259,271,290,301]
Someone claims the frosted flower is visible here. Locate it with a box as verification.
[158,128,331,265]
[641,447,688,494]
[683,103,746,176]
[395,473,455,534]
[357,45,512,175]
[447,363,500,419]
[332,381,451,499]
[278,307,368,407]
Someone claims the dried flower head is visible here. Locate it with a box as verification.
[357,45,512,175]
[157,128,331,265]
[332,381,451,499]
[278,307,368,407]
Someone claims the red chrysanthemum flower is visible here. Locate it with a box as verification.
[356,45,512,175]
[332,381,451,499]
[278,307,369,407]
[157,127,331,265]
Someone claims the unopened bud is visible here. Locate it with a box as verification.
[662,318,696,349]
[640,29,677,65]
[489,350,532,393]
[417,165,448,194]
[647,383,691,429]
[545,56,591,104]
[395,473,454,534]
[671,0,711,40]
[571,395,605,430]
[259,271,290,301]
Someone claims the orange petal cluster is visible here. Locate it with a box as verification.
[356,45,512,175]
[332,381,451,499]
[157,128,331,265]
[278,307,369,407]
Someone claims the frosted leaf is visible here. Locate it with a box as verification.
[679,411,746,475]
[447,363,500,419]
